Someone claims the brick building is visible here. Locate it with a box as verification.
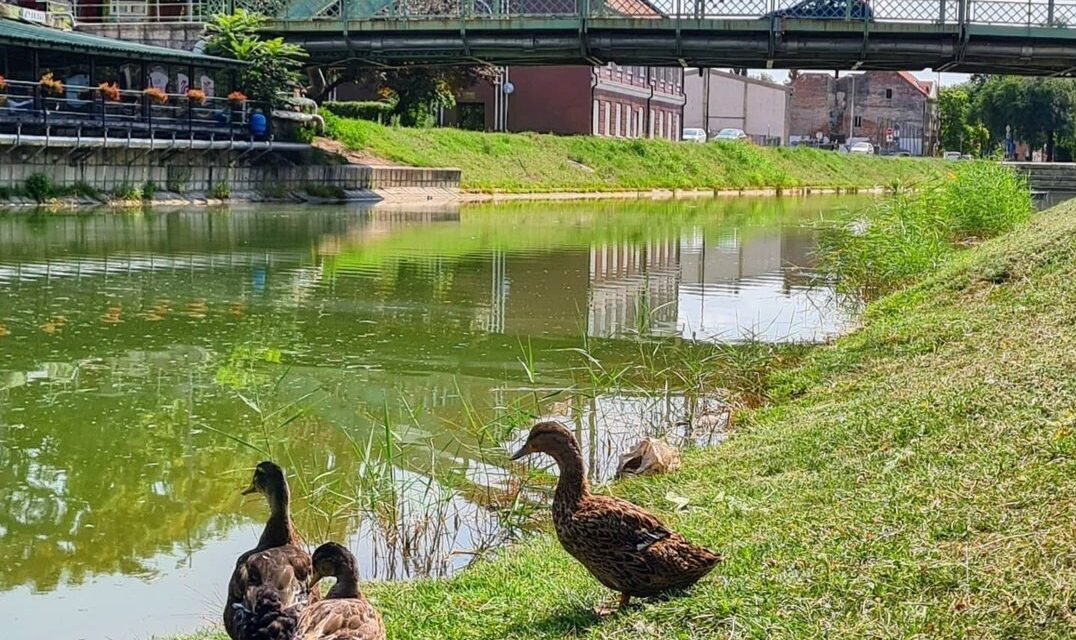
[788,71,938,155]
[444,64,685,140]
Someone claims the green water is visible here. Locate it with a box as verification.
[0,197,861,639]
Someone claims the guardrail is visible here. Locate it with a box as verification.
[65,0,1076,27]
[0,79,267,140]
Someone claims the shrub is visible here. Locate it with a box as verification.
[321,101,396,122]
[211,181,231,199]
[24,173,54,202]
[142,181,158,200]
[304,184,346,199]
[113,182,142,200]
[818,161,1032,297]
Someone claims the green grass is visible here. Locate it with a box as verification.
[173,192,1074,638]
[818,160,1034,297]
[323,115,946,193]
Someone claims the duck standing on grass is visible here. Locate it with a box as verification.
[510,421,722,614]
[298,542,386,640]
[225,461,317,640]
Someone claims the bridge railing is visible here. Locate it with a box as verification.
[65,0,1076,27]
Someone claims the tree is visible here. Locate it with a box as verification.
[204,10,308,108]
[312,63,496,127]
[938,86,971,152]
[972,76,1076,161]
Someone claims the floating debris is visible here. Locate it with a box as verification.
[615,437,681,479]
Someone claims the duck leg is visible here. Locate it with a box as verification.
[592,593,631,616]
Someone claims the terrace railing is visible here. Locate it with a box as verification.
[0,79,265,140]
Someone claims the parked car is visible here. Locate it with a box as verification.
[713,128,748,142]
[682,128,708,143]
[943,151,962,161]
[849,141,875,155]
[763,0,873,20]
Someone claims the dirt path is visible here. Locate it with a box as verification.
[312,137,397,166]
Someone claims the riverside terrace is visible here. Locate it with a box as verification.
[0,19,265,142]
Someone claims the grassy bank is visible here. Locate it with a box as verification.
[323,115,946,193]
[175,172,1073,638]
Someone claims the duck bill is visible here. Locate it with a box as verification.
[241,484,258,495]
[509,444,532,461]
[308,570,324,589]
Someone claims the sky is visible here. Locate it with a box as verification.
[749,69,969,87]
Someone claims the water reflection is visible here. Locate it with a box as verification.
[0,197,862,639]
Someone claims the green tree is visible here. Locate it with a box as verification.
[972,76,1076,160]
[204,10,308,108]
[938,86,971,152]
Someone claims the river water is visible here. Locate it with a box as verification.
[0,197,862,639]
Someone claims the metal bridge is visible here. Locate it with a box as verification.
[213,0,1076,72]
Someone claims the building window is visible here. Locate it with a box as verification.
[885,88,893,99]
[614,103,622,137]
[854,115,863,128]
[592,99,600,135]
[603,101,610,136]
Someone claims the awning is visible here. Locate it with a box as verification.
[0,19,246,68]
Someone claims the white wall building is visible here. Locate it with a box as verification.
[683,69,791,145]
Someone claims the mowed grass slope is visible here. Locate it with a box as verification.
[178,199,1076,639]
[323,116,946,192]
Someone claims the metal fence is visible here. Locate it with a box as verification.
[0,78,265,140]
[61,0,1076,27]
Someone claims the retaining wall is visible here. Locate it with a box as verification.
[0,145,460,195]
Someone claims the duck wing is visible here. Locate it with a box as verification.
[571,494,674,552]
[298,598,386,640]
[226,545,314,639]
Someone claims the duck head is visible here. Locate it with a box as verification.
[310,542,360,597]
[509,421,580,463]
[242,460,288,499]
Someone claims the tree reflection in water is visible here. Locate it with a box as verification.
[0,198,858,638]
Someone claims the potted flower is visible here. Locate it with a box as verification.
[186,88,207,105]
[144,87,168,105]
[40,73,64,96]
[0,75,7,108]
[98,82,121,102]
[227,90,248,105]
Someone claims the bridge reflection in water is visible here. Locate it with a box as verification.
[0,198,858,639]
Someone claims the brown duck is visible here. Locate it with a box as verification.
[225,461,317,640]
[511,422,721,612]
[297,542,386,640]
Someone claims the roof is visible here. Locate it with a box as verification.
[898,71,933,98]
[0,19,245,67]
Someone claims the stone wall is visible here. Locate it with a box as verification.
[76,23,205,51]
[0,146,460,195]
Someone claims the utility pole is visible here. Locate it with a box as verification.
[848,74,856,143]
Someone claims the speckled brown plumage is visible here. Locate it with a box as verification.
[225,461,316,640]
[298,542,386,640]
[511,422,721,609]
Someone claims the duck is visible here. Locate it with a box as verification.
[510,421,721,613]
[296,542,386,640]
[225,461,317,640]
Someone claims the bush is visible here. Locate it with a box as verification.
[211,181,231,199]
[304,184,346,199]
[24,173,54,202]
[112,183,142,200]
[142,181,158,201]
[322,101,395,122]
[818,161,1032,297]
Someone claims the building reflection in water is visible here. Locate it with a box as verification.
[0,199,860,639]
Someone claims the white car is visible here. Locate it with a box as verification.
[943,151,961,161]
[849,141,875,155]
[682,128,707,143]
[713,128,748,142]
